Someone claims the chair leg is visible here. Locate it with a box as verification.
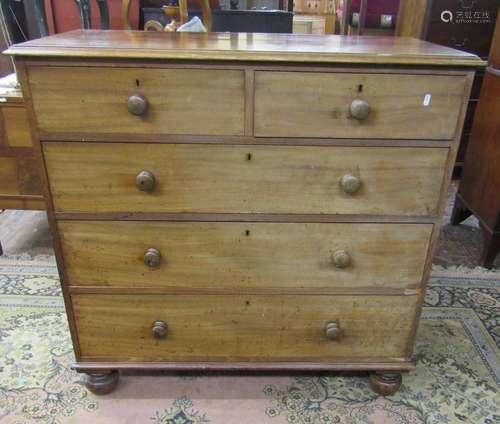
[479,224,500,268]
[450,195,472,225]
[0,208,4,255]
[122,0,132,29]
[96,0,110,30]
[34,0,49,36]
[75,0,92,29]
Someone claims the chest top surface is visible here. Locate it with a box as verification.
[5,30,484,67]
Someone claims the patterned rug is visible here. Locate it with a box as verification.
[0,259,498,424]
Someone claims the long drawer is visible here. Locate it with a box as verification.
[28,66,245,136]
[59,221,432,290]
[254,71,467,139]
[73,294,417,361]
[43,142,448,216]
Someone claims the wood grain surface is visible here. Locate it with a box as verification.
[6,30,484,67]
[255,71,467,139]
[28,66,245,136]
[0,106,33,147]
[59,220,432,290]
[0,157,43,196]
[43,142,448,216]
[395,0,430,38]
[72,361,416,372]
[457,70,500,231]
[72,293,418,361]
[0,195,44,210]
[0,93,43,206]
[0,157,20,196]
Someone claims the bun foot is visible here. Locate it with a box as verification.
[83,371,119,395]
[369,372,402,396]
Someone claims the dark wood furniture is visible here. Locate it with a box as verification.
[7,30,481,395]
[210,10,292,33]
[339,0,400,36]
[397,0,499,174]
[451,14,500,268]
[142,7,293,33]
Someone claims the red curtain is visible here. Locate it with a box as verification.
[44,0,141,34]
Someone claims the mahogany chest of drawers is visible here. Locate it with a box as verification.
[6,30,483,396]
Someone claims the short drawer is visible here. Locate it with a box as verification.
[254,71,467,139]
[28,66,245,136]
[73,294,417,361]
[43,142,448,216]
[59,221,432,290]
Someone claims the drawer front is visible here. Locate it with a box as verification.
[254,71,467,139]
[73,294,417,361]
[43,142,448,216]
[59,221,432,290]
[28,66,245,136]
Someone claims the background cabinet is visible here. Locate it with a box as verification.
[397,0,499,174]
[451,13,500,267]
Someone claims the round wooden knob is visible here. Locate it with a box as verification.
[339,173,361,194]
[350,99,370,120]
[325,321,342,340]
[332,250,351,268]
[152,320,168,339]
[128,94,148,116]
[144,248,161,268]
[136,170,155,192]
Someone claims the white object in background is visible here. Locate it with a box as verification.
[0,73,20,96]
[177,16,207,32]
[0,73,18,88]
